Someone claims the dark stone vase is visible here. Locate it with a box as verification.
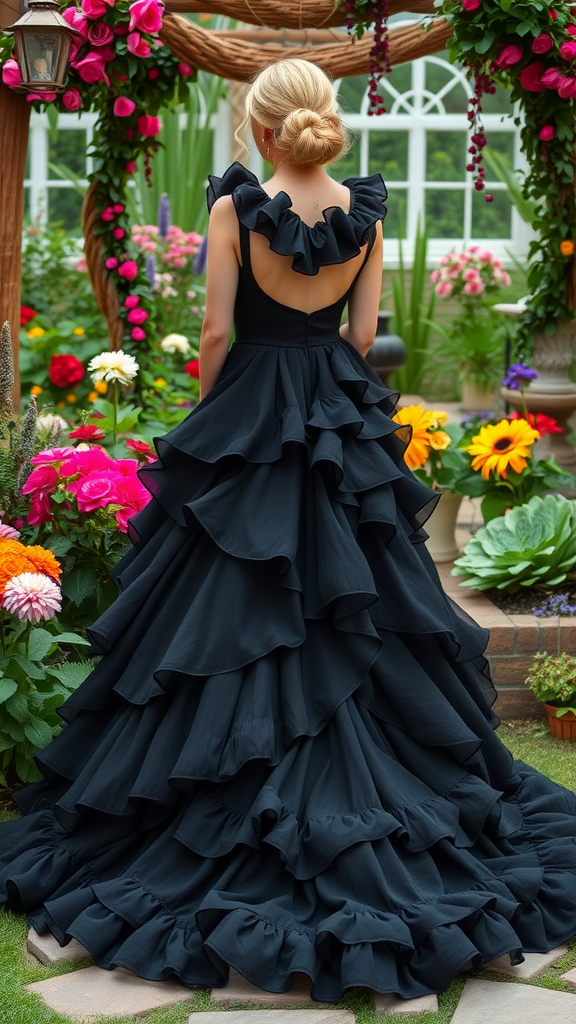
[365,310,406,385]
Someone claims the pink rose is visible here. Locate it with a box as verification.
[137,114,161,137]
[62,6,89,37]
[532,33,554,54]
[62,87,83,111]
[30,447,76,467]
[113,471,150,531]
[113,96,136,117]
[462,0,480,9]
[2,59,22,88]
[75,472,119,512]
[60,447,113,480]
[81,0,109,18]
[128,0,164,35]
[178,62,193,76]
[541,67,564,88]
[430,270,441,283]
[71,51,110,86]
[87,21,114,46]
[464,279,485,295]
[567,24,576,36]
[101,207,115,221]
[539,124,556,141]
[436,281,453,298]
[118,260,138,280]
[495,44,523,67]
[147,67,159,79]
[21,465,59,496]
[126,160,137,174]
[27,492,52,527]
[131,327,146,341]
[558,76,576,98]
[463,268,480,281]
[124,295,140,308]
[127,32,151,58]
[113,227,125,240]
[105,257,119,269]
[519,60,545,92]
[560,40,576,61]
[127,307,148,324]
[113,203,124,214]
[25,94,44,103]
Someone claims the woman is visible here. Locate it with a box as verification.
[1,58,575,1003]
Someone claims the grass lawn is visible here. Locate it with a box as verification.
[0,720,575,1024]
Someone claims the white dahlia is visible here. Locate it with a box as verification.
[3,572,62,622]
[87,350,139,387]
[160,333,190,355]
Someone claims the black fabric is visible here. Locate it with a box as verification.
[1,163,575,1003]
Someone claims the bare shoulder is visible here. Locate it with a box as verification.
[210,194,237,223]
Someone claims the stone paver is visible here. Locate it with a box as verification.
[25,965,192,1021]
[190,1013,355,1024]
[561,967,576,985]
[212,968,315,1007]
[373,991,439,1015]
[27,927,92,966]
[485,945,568,979]
[450,979,576,1024]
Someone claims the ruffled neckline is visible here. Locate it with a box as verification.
[207,162,387,276]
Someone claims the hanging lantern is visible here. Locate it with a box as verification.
[6,0,80,94]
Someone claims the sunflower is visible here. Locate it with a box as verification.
[466,418,540,480]
[429,410,449,428]
[392,405,436,470]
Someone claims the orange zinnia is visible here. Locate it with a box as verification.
[0,537,61,594]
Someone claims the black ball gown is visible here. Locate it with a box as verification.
[1,163,575,1003]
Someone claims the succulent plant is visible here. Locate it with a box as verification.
[452,494,576,591]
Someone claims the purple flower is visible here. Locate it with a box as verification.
[503,363,538,390]
[532,592,576,617]
[158,193,170,241]
[145,254,156,287]
[193,234,207,276]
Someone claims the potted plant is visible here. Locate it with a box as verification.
[526,652,576,741]
[391,405,469,562]
[430,246,511,410]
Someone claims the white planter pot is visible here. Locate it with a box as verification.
[461,380,496,413]
[425,491,464,563]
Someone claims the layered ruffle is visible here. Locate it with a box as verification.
[207,162,387,276]
[1,315,576,1001]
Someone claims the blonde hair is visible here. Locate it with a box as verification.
[236,58,349,167]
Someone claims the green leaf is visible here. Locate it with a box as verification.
[62,567,99,606]
[45,535,74,557]
[24,717,54,749]
[46,660,95,689]
[0,678,18,704]
[5,691,29,723]
[53,632,91,646]
[28,628,56,662]
[12,655,45,681]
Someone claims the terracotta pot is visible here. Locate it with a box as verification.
[461,380,496,413]
[543,703,576,741]
[425,491,463,563]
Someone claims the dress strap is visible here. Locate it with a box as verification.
[238,220,254,276]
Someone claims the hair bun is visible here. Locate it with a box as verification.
[275,107,347,166]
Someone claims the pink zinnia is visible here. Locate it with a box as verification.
[3,572,62,623]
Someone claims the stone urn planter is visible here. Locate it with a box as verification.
[365,311,406,386]
[424,491,463,563]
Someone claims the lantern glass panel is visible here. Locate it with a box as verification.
[21,31,66,87]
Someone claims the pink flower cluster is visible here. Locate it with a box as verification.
[431,246,511,300]
[59,0,165,90]
[22,446,150,533]
[131,224,203,269]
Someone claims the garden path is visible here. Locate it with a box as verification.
[21,925,576,1023]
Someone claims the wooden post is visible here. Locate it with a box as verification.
[0,0,29,402]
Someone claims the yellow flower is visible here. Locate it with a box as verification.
[30,385,43,396]
[57,400,66,408]
[466,418,540,480]
[27,326,44,338]
[428,429,451,451]
[66,393,77,403]
[154,377,167,387]
[94,380,108,394]
[560,240,575,256]
[87,390,98,402]
[73,327,85,336]
[392,404,435,470]
[429,409,449,428]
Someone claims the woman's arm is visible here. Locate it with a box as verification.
[339,220,383,356]
[199,195,240,401]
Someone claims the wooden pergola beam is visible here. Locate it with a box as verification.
[159,13,450,81]
[163,0,436,29]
